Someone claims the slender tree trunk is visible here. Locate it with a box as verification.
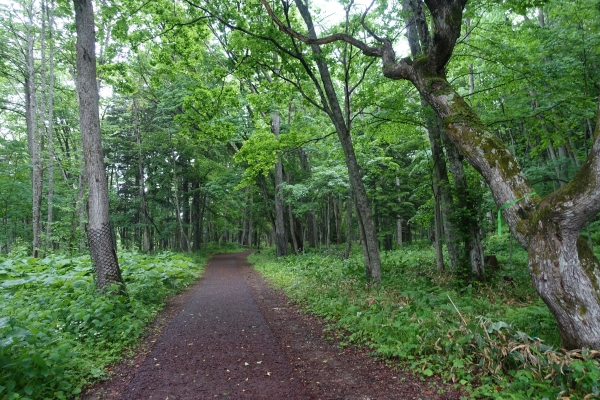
[169,136,190,252]
[395,177,403,248]
[440,128,485,279]
[299,150,318,248]
[326,194,331,253]
[295,0,381,281]
[272,112,288,257]
[333,197,342,244]
[134,99,149,252]
[240,189,248,247]
[247,191,253,248]
[25,2,43,258]
[41,0,57,254]
[343,194,352,259]
[426,115,457,269]
[73,0,124,292]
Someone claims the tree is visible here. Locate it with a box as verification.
[73,0,124,292]
[260,0,600,350]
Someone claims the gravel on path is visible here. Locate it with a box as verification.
[83,251,463,400]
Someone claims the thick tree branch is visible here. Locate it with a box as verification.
[259,0,383,57]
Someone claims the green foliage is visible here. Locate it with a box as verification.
[250,246,599,398]
[0,251,203,399]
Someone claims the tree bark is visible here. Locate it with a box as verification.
[343,193,352,259]
[73,0,124,292]
[294,0,381,281]
[261,0,600,347]
[440,128,485,279]
[134,99,150,252]
[25,2,43,258]
[395,177,403,248]
[247,191,253,248]
[44,0,56,254]
[272,112,288,257]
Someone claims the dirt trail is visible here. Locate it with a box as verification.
[84,252,462,399]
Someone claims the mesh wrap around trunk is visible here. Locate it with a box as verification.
[88,223,123,289]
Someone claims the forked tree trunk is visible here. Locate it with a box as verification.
[261,0,600,349]
[411,71,600,350]
[73,0,124,292]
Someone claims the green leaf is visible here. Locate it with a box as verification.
[0,316,11,329]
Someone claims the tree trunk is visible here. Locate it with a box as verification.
[440,128,485,279]
[413,71,600,350]
[343,194,352,259]
[134,99,150,252]
[169,136,190,252]
[43,0,57,254]
[73,0,124,292]
[432,187,445,272]
[395,177,403,248]
[295,0,381,281]
[272,112,287,257]
[247,191,253,248]
[25,2,43,258]
[404,0,484,279]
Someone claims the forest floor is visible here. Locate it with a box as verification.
[82,251,464,400]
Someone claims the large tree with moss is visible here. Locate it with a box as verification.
[260,0,600,350]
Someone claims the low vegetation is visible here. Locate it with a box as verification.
[250,238,600,399]
[0,250,207,400]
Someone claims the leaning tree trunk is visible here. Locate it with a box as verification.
[379,0,600,349]
[294,0,381,281]
[263,0,575,291]
[73,0,124,292]
[409,70,600,350]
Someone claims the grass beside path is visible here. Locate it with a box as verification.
[249,240,600,399]
[0,245,244,400]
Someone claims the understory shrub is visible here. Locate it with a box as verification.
[250,244,600,399]
[0,251,203,400]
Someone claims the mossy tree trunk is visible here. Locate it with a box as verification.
[382,0,600,348]
[403,0,484,280]
[260,0,600,349]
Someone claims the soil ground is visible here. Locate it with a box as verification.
[82,251,464,399]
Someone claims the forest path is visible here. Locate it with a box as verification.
[84,251,462,399]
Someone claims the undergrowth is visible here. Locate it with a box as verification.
[250,238,600,399]
[0,251,205,400]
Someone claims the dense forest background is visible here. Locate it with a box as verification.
[1,0,600,397]
[2,0,598,260]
